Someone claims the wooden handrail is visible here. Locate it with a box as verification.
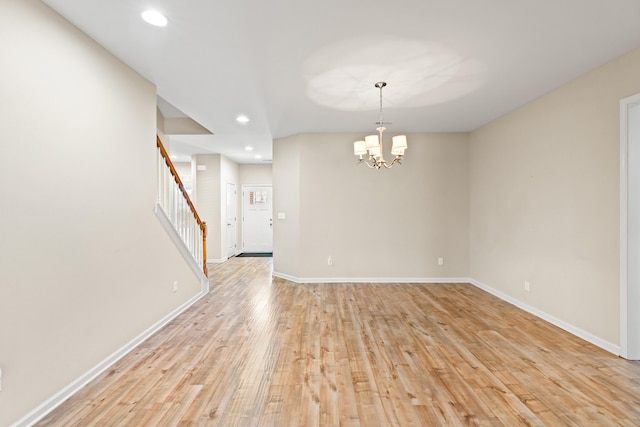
[157,135,208,276]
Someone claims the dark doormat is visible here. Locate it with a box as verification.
[236,252,273,257]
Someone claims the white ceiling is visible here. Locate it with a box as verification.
[42,0,640,164]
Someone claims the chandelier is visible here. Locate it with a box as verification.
[353,82,407,169]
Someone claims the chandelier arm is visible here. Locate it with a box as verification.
[357,158,377,169]
[371,155,384,168]
[383,157,402,168]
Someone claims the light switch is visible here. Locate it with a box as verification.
[277,212,286,220]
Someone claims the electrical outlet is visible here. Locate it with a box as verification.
[524,281,530,292]
[327,256,333,266]
[173,281,178,293]
[438,257,444,266]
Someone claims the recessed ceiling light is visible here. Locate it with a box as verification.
[245,146,254,151]
[236,115,250,123]
[255,154,262,159]
[141,10,168,27]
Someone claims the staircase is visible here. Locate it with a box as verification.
[156,135,208,277]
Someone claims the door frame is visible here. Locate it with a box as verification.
[620,92,640,360]
[226,182,237,257]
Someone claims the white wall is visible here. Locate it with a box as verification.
[273,132,469,281]
[469,47,640,349]
[0,1,203,425]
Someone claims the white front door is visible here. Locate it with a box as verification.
[242,185,273,253]
[226,183,237,257]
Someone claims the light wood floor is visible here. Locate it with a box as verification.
[38,257,640,426]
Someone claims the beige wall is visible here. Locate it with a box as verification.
[157,108,166,134]
[0,1,203,425]
[240,164,273,186]
[273,135,302,277]
[273,132,469,281]
[173,162,193,190]
[469,47,640,347]
[193,154,239,261]
[194,155,222,260]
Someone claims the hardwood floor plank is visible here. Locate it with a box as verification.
[37,258,640,426]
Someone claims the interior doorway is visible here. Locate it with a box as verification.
[242,185,273,253]
[620,93,640,360]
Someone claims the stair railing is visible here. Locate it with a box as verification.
[156,135,208,276]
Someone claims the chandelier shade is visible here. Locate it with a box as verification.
[354,82,407,169]
[391,135,407,155]
[353,140,367,155]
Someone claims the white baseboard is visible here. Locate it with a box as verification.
[469,279,620,356]
[272,272,619,355]
[11,289,209,427]
[272,271,470,284]
[208,257,228,264]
